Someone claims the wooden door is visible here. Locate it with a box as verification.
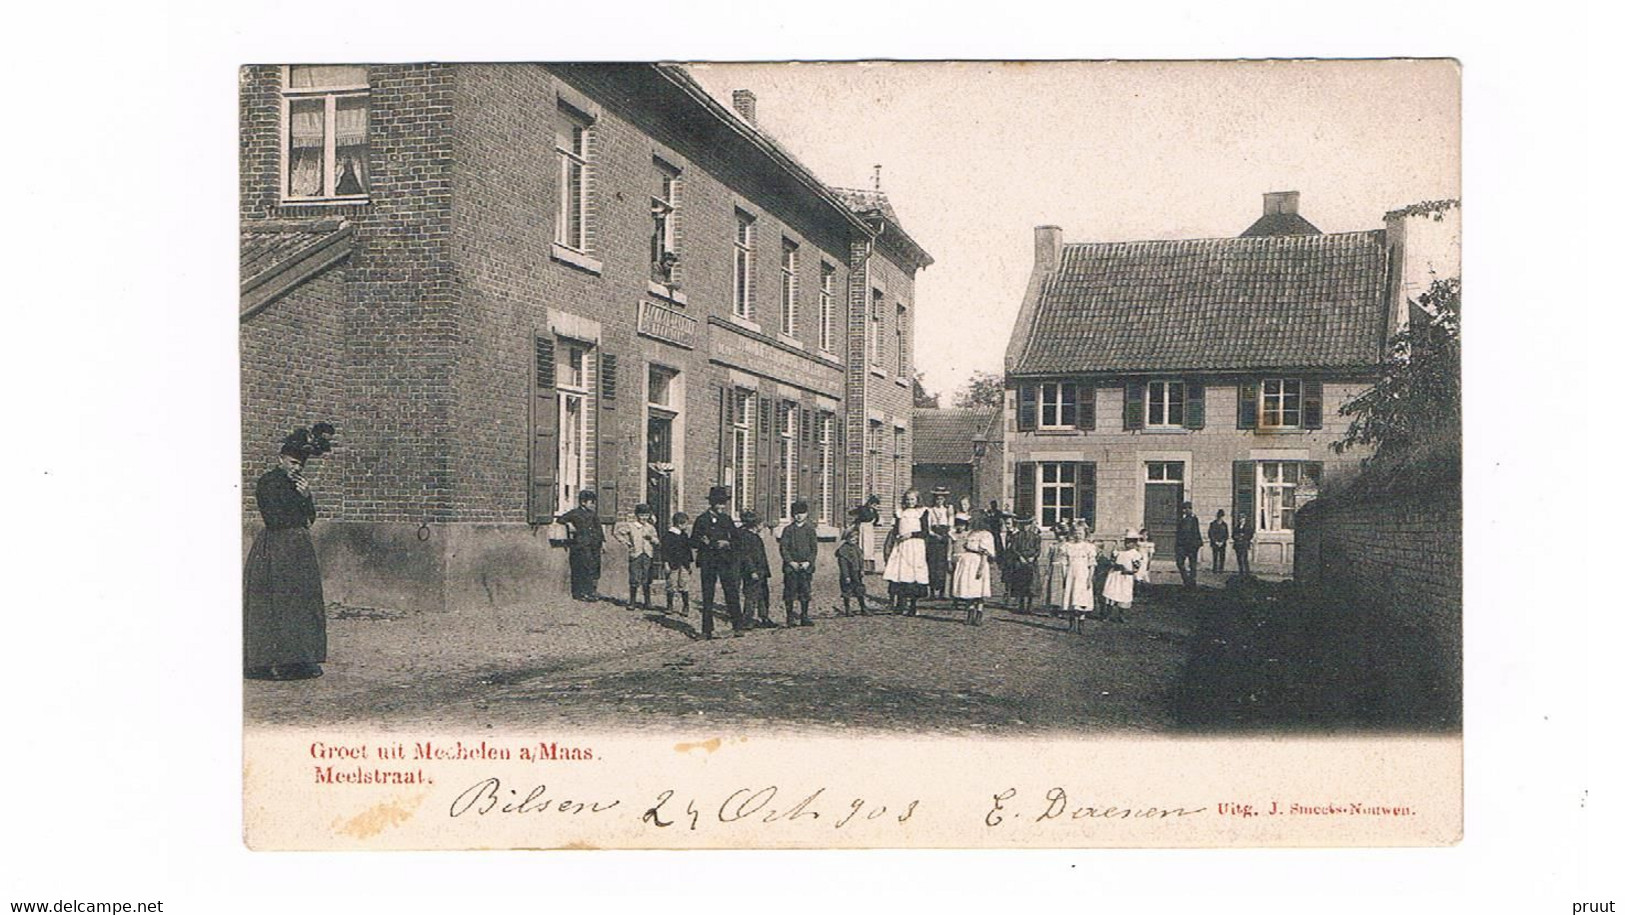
[1144,481,1182,550]
[647,413,673,529]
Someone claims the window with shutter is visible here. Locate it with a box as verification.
[1123,380,1146,430]
[600,353,618,403]
[1076,462,1097,529]
[1237,381,1260,429]
[717,385,732,487]
[1016,385,1037,431]
[1303,379,1324,429]
[1076,385,1096,431]
[1183,380,1205,429]
[529,336,559,523]
[1015,462,1036,520]
[1232,460,1256,531]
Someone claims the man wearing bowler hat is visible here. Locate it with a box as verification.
[690,485,746,638]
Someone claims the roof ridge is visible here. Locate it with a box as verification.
[1061,228,1382,249]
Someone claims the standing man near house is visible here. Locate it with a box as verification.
[558,490,606,602]
[1208,509,1230,574]
[1175,502,1203,587]
[691,485,745,639]
[1233,511,1256,577]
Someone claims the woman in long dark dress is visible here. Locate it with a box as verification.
[244,425,334,681]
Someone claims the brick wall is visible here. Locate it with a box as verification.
[1293,487,1462,725]
[240,64,458,525]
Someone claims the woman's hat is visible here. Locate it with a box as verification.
[279,423,337,461]
[930,486,951,496]
[954,512,971,523]
[707,485,732,504]
[1124,529,1141,540]
[633,503,652,515]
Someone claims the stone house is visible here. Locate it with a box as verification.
[1000,192,1410,573]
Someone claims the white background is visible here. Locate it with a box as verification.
[1,0,1618,912]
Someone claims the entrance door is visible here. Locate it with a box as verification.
[1143,461,1184,553]
[647,412,674,529]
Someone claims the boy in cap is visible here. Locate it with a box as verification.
[834,524,868,616]
[737,510,774,628]
[613,503,660,610]
[779,500,818,626]
[1005,514,1042,615]
[659,511,693,616]
[690,486,745,638]
[557,490,605,602]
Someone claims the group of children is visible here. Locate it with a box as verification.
[607,494,1148,637]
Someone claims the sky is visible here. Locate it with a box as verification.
[688,61,1460,402]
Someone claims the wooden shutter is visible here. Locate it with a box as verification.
[1183,379,1205,429]
[758,395,774,519]
[1076,384,1096,431]
[1016,385,1037,431]
[529,336,559,522]
[1015,462,1037,520]
[1233,460,1256,531]
[1237,381,1259,429]
[595,351,618,518]
[600,353,619,405]
[798,405,813,510]
[1076,462,1097,530]
[1123,380,1145,430]
[717,385,732,487]
[1303,379,1324,429]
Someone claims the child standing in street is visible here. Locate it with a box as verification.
[778,500,819,627]
[613,503,660,610]
[950,515,997,626]
[737,510,775,628]
[659,511,693,617]
[1004,514,1042,615]
[835,525,868,616]
[1103,530,1145,624]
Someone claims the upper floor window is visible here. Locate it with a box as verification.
[818,263,837,353]
[1260,378,1302,429]
[555,108,593,252]
[1146,380,1186,428]
[283,66,369,202]
[733,211,756,320]
[650,160,680,284]
[780,239,799,336]
[1039,382,1079,429]
[869,289,885,367]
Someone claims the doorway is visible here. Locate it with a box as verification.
[1143,461,1184,552]
[647,411,674,529]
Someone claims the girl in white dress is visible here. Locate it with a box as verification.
[1103,529,1145,623]
[1135,527,1155,593]
[1058,524,1099,633]
[1042,520,1072,613]
[883,490,931,616]
[950,517,997,626]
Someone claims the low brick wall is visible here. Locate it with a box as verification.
[1293,486,1461,726]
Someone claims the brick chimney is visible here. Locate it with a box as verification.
[731,89,757,125]
[1034,225,1063,273]
[1262,191,1300,216]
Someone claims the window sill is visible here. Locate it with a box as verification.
[551,243,603,275]
[894,376,909,388]
[1253,427,1310,435]
[280,196,370,207]
[727,313,763,334]
[646,281,688,306]
[816,349,843,365]
[1139,427,1192,434]
[776,333,805,350]
[869,367,889,379]
[1033,428,1082,435]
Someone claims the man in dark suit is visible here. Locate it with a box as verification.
[558,490,605,601]
[1175,501,1203,587]
[1208,509,1230,573]
[1232,512,1256,576]
[690,485,745,638]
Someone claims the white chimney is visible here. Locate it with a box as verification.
[1034,225,1063,273]
[1263,191,1300,216]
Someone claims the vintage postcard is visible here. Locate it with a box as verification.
[240,59,1461,849]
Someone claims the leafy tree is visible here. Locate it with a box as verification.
[912,371,940,409]
[1335,276,1460,471]
[952,370,1006,409]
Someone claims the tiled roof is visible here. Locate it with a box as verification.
[831,186,934,269]
[1013,230,1390,375]
[241,219,350,284]
[912,407,998,464]
[1240,212,1322,237]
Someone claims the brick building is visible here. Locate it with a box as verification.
[1000,192,1407,574]
[240,64,929,613]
